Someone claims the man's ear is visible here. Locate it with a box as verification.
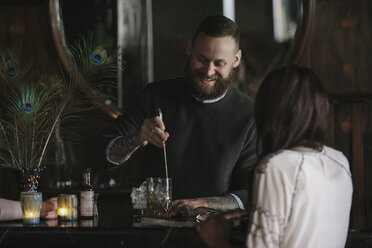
[186,39,192,56]
[232,49,242,68]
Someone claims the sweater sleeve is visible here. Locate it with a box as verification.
[229,119,258,209]
[96,84,156,168]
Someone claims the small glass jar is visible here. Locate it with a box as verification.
[57,194,78,221]
[20,192,42,225]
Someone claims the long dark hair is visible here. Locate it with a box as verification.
[255,65,329,158]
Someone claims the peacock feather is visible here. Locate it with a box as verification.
[0,49,34,85]
[67,33,123,103]
[91,46,108,65]
[0,50,94,170]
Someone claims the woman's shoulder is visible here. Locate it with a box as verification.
[257,146,351,176]
[321,145,351,174]
[256,150,304,174]
[322,146,349,164]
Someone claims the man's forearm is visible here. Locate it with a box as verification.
[107,135,140,164]
[202,195,240,211]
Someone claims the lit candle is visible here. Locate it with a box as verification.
[57,194,78,221]
[24,211,38,218]
[20,192,42,225]
[58,208,69,216]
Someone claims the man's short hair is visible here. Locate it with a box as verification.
[192,15,240,49]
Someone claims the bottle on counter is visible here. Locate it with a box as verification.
[80,168,94,220]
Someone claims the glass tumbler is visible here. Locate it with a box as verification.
[146,177,172,217]
[57,194,78,221]
[20,191,42,225]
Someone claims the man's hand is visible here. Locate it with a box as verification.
[170,198,208,217]
[108,115,169,163]
[197,215,233,248]
[219,209,247,227]
[41,219,58,227]
[133,116,169,148]
[41,197,57,219]
[171,195,241,217]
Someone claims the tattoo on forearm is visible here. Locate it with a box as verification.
[202,195,240,211]
[108,136,140,163]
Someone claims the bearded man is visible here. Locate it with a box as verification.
[106,15,257,216]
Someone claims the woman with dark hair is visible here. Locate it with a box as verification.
[255,65,330,158]
[197,66,353,248]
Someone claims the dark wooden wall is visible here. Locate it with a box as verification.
[301,0,372,229]
[0,0,371,231]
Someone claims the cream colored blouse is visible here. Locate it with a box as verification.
[247,146,353,248]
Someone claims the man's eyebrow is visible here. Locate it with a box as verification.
[214,59,227,64]
[196,53,208,60]
[197,54,227,63]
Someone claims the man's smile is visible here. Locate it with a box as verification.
[199,75,218,86]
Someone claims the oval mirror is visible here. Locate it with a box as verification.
[49,0,315,118]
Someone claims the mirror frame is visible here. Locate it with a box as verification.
[48,0,121,119]
[48,0,315,119]
[288,0,316,65]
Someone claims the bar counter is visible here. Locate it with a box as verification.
[0,191,243,247]
[0,191,371,247]
[0,225,207,247]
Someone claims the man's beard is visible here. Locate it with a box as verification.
[184,61,234,101]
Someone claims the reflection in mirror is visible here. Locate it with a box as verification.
[67,33,123,107]
[50,0,313,116]
[59,0,119,107]
[57,0,151,112]
[232,0,301,96]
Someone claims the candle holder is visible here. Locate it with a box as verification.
[20,192,42,225]
[57,194,78,221]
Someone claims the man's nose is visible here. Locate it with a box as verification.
[203,62,215,77]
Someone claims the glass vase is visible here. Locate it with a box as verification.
[16,167,45,192]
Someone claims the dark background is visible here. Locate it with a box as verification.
[0,0,371,233]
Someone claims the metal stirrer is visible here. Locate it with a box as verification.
[158,109,169,180]
[158,108,171,214]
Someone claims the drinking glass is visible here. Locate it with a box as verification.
[20,192,42,225]
[146,177,172,217]
[131,185,147,222]
[57,194,78,221]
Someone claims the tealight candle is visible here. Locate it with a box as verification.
[57,194,77,221]
[25,211,37,218]
[58,207,68,216]
[20,192,42,225]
